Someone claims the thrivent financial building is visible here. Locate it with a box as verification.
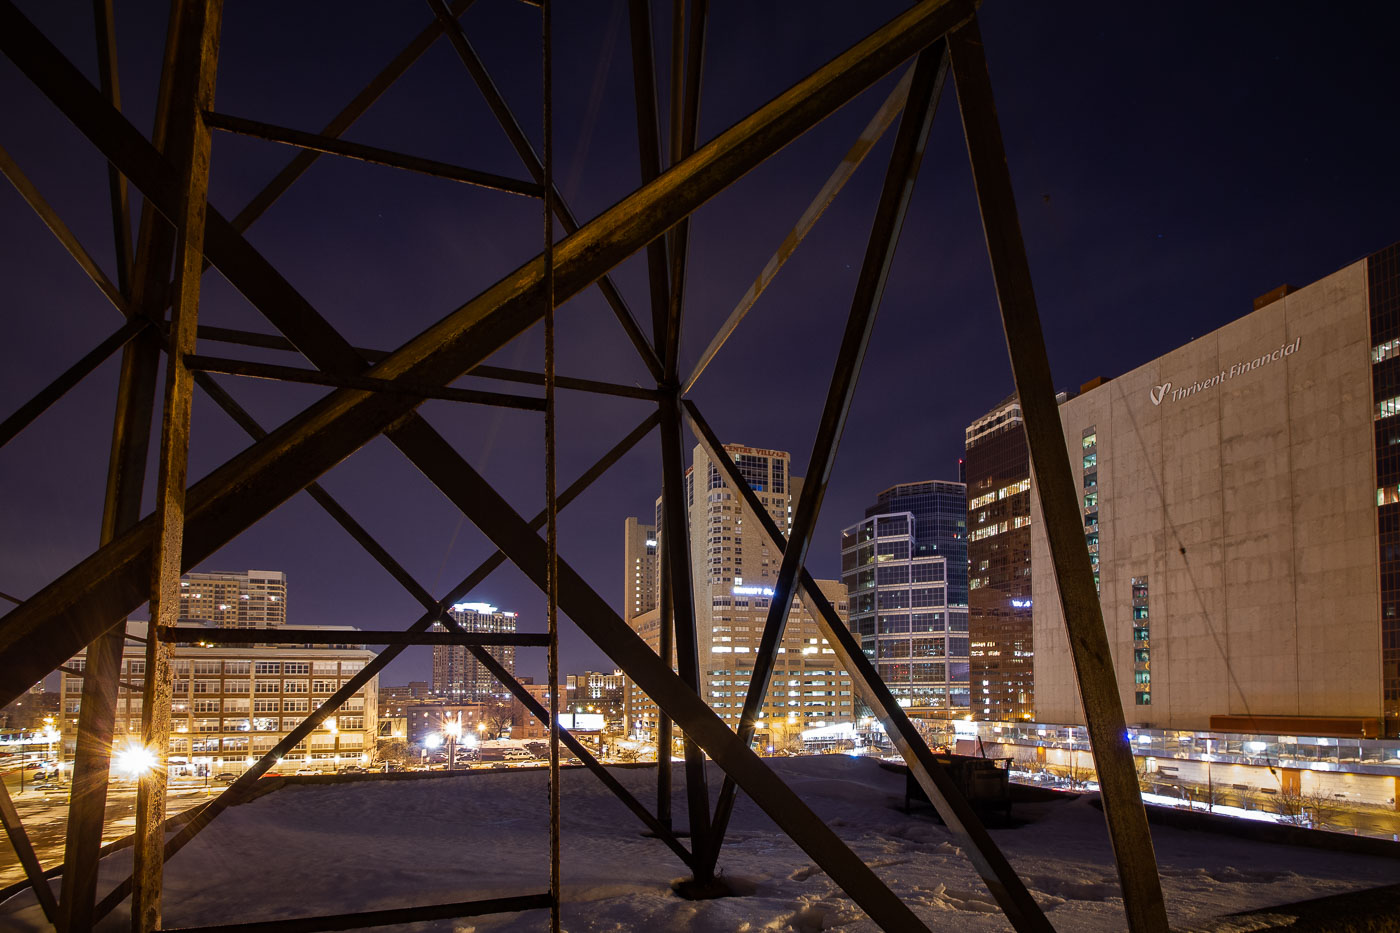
[1032,242,1400,739]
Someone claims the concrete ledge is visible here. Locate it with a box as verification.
[1088,796,1400,860]
[1186,882,1400,932]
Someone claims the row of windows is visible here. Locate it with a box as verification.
[968,478,1031,510]
[1132,575,1151,706]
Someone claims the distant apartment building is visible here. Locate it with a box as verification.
[623,518,659,622]
[378,681,431,719]
[624,443,854,742]
[841,479,969,716]
[59,620,378,773]
[965,397,1036,722]
[567,670,625,723]
[430,602,517,703]
[179,570,287,627]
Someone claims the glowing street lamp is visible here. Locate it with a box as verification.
[113,743,159,780]
[443,717,463,772]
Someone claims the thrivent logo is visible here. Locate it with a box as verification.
[1149,337,1301,408]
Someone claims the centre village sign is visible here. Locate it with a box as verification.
[1149,336,1302,407]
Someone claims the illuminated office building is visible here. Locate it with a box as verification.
[841,495,968,716]
[623,443,854,741]
[965,397,1036,722]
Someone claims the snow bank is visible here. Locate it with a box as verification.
[3,756,1395,931]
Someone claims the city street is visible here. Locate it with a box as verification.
[1,773,216,889]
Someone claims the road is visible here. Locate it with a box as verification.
[0,773,216,890]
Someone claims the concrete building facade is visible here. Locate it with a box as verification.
[1032,247,1398,736]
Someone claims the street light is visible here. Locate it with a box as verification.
[443,717,462,772]
[113,742,159,780]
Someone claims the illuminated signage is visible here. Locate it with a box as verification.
[1150,336,1302,407]
[732,585,775,597]
[1010,598,1032,609]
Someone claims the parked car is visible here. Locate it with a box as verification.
[294,768,322,775]
[215,772,238,784]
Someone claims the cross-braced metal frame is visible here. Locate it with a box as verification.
[0,1,1172,930]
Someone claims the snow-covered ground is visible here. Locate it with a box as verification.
[2,756,1396,931]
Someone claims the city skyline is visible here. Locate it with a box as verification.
[3,4,1399,693]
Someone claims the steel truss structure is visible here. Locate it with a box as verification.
[0,1,1172,930]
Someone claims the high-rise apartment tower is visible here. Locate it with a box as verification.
[431,602,517,703]
[179,570,287,628]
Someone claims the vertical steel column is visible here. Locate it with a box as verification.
[63,4,185,923]
[658,392,713,883]
[628,0,677,825]
[92,0,133,293]
[540,0,561,929]
[60,334,161,931]
[627,0,669,350]
[662,0,707,377]
[654,539,675,827]
[947,17,1168,933]
[705,43,948,873]
[132,2,222,929]
[0,781,58,925]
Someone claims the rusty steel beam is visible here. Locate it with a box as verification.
[228,0,477,235]
[0,316,149,450]
[0,781,59,926]
[203,110,542,196]
[61,2,184,922]
[467,642,694,870]
[132,3,223,928]
[657,393,712,878]
[92,0,134,294]
[685,399,1053,931]
[185,354,547,411]
[425,0,665,385]
[364,434,932,930]
[0,0,975,707]
[193,325,662,400]
[159,626,550,646]
[0,142,127,313]
[947,17,1168,932]
[654,514,676,829]
[90,412,668,921]
[705,42,948,875]
[627,0,670,350]
[662,0,707,380]
[683,67,912,393]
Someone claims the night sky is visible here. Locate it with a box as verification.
[3,2,1399,688]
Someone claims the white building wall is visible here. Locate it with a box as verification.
[1032,260,1382,729]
